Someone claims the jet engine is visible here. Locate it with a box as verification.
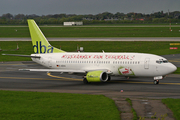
[85,71,108,82]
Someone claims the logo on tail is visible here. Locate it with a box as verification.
[33,41,53,54]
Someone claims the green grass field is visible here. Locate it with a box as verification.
[0,26,180,37]
[0,90,119,120]
[162,98,180,120]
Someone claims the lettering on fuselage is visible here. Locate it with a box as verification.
[61,54,135,60]
[33,41,53,54]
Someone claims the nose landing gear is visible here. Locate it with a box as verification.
[154,80,159,85]
[153,76,162,85]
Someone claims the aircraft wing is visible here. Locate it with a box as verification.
[19,68,113,74]
[19,69,86,73]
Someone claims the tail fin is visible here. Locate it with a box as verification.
[27,19,66,54]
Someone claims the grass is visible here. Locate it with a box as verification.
[173,67,180,74]
[0,90,119,120]
[125,98,138,120]
[84,23,180,26]
[0,41,180,62]
[162,98,180,120]
[0,27,180,38]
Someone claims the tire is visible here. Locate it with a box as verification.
[157,80,159,84]
[154,80,159,85]
[107,76,111,81]
[83,78,88,84]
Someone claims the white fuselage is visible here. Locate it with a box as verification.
[31,52,177,77]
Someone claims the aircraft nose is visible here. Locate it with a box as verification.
[169,63,177,73]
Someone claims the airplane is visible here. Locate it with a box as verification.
[3,19,177,85]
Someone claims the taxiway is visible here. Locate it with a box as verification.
[0,60,180,99]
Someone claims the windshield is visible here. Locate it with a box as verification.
[156,59,168,64]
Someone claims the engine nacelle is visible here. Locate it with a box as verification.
[86,71,108,82]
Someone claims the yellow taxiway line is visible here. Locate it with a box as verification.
[47,73,180,85]
[169,60,180,62]
[113,81,180,85]
[47,73,82,81]
[0,73,180,85]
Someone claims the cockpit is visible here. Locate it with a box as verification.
[156,59,168,64]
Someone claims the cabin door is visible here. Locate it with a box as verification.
[144,58,150,69]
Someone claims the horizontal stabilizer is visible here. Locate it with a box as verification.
[2,54,41,58]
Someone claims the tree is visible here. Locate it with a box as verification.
[14,14,25,20]
[2,13,13,19]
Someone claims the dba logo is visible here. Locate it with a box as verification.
[33,41,53,53]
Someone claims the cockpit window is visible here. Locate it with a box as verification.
[156,61,160,64]
[156,59,168,64]
[163,60,168,63]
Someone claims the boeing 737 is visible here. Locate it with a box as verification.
[3,20,177,85]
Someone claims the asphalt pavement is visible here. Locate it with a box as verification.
[0,61,180,99]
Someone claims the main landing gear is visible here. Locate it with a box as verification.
[153,80,159,85]
[107,76,111,81]
[83,78,88,84]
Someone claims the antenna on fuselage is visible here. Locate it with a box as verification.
[102,50,105,53]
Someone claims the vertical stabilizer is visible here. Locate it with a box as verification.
[27,19,66,54]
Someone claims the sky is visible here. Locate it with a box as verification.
[0,0,180,16]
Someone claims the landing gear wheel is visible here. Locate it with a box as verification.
[157,80,159,84]
[83,78,88,84]
[154,80,159,85]
[107,76,111,81]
